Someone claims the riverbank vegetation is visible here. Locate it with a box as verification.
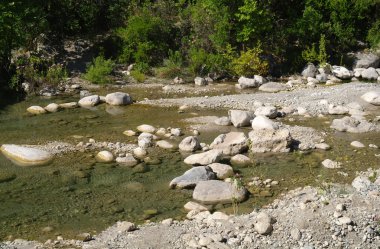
[0,0,379,91]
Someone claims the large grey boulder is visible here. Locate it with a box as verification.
[184,149,222,165]
[361,91,380,106]
[105,92,133,105]
[179,136,201,152]
[0,144,53,166]
[251,115,279,130]
[193,180,248,204]
[248,128,292,153]
[228,110,255,127]
[301,63,317,78]
[209,132,248,156]
[354,52,380,69]
[330,116,376,133]
[78,95,100,107]
[361,67,379,81]
[169,166,216,189]
[259,82,288,93]
[332,66,353,79]
[237,76,260,89]
[254,106,278,119]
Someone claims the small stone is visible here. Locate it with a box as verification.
[291,228,302,240]
[336,204,345,212]
[322,159,341,169]
[351,141,365,148]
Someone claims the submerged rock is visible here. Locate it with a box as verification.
[258,82,288,93]
[209,132,248,156]
[156,140,176,150]
[193,180,247,204]
[214,116,231,126]
[78,95,100,107]
[44,103,60,113]
[169,166,216,189]
[0,144,53,166]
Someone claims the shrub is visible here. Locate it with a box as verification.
[188,47,209,76]
[84,56,115,84]
[155,50,183,78]
[46,64,68,85]
[130,70,146,83]
[232,45,269,77]
[302,35,328,65]
[367,20,380,48]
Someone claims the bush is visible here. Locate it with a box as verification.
[188,47,209,76]
[367,20,380,48]
[232,45,269,77]
[84,56,115,84]
[302,35,328,65]
[46,64,68,85]
[130,70,146,83]
[155,50,183,78]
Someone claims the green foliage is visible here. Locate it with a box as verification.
[302,35,329,65]
[302,44,318,64]
[46,64,68,85]
[188,47,209,76]
[232,45,269,77]
[84,56,115,84]
[130,70,146,83]
[367,20,380,48]
[155,50,183,78]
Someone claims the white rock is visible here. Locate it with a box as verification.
[315,143,331,150]
[123,130,136,136]
[208,163,234,179]
[116,154,138,167]
[105,92,132,105]
[156,140,176,150]
[328,104,349,115]
[209,132,248,156]
[214,116,231,126]
[248,128,292,153]
[96,151,114,163]
[194,77,207,86]
[361,67,379,81]
[78,95,100,107]
[170,128,182,136]
[332,66,353,79]
[237,76,260,89]
[0,144,53,166]
[254,106,278,119]
[137,124,156,133]
[27,106,46,115]
[193,180,247,204]
[133,147,147,158]
[228,110,255,127]
[322,159,341,169]
[361,91,380,106]
[251,115,279,130]
[258,82,288,93]
[59,102,78,109]
[184,201,209,212]
[230,154,251,167]
[169,166,216,189]
[184,149,222,165]
[44,103,60,113]
[179,136,201,152]
[350,141,365,148]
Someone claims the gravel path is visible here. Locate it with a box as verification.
[139,83,380,115]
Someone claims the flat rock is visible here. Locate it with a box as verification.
[209,132,248,156]
[184,201,209,212]
[193,180,248,204]
[116,154,138,167]
[351,141,365,148]
[322,159,341,169]
[169,166,216,189]
[208,163,234,179]
[230,154,251,167]
[59,102,78,109]
[105,92,132,105]
[184,149,222,165]
[0,144,53,166]
[248,128,292,153]
[27,106,46,115]
[259,82,288,93]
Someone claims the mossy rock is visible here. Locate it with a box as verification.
[0,173,16,183]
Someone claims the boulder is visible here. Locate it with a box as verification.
[0,144,53,166]
[209,132,248,156]
[254,75,267,85]
[301,63,317,78]
[316,73,328,83]
[138,133,154,148]
[352,176,372,193]
[214,116,231,126]
[248,128,292,153]
[354,52,380,69]
[184,149,222,165]
[332,66,353,79]
[137,124,156,133]
[251,115,279,130]
[195,77,207,86]
[173,77,185,84]
[78,95,100,107]
[170,128,182,136]
[208,163,234,179]
[230,154,251,167]
[169,166,216,189]
[44,103,60,113]
[354,68,365,78]
[116,154,138,167]
[96,151,114,163]
[228,110,255,127]
[254,106,278,119]
[27,106,46,115]
[237,76,260,89]
[330,116,376,133]
[361,91,380,106]
[361,67,379,81]
[254,212,274,235]
[179,136,201,152]
[258,82,288,93]
[105,92,133,106]
[193,180,248,204]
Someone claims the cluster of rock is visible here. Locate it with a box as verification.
[26,92,132,115]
